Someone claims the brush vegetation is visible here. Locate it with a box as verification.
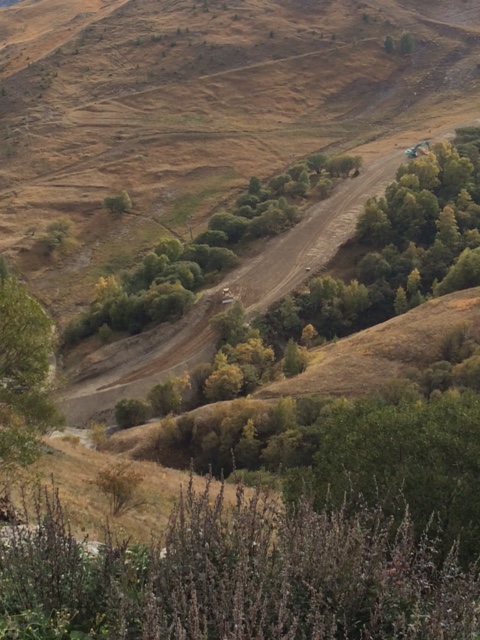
[0,479,479,639]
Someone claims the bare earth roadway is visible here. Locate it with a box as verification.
[59,145,411,427]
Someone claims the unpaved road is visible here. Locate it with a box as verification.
[58,112,479,427]
[58,146,408,426]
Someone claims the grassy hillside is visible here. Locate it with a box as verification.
[1,0,480,324]
[31,434,243,542]
[102,286,480,464]
[256,286,480,399]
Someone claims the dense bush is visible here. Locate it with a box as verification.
[115,397,150,428]
[284,390,480,564]
[39,217,76,256]
[103,190,132,216]
[1,482,479,638]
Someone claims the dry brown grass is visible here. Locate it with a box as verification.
[255,287,480,400]
[1,0,479,323]
[30,435,243,544]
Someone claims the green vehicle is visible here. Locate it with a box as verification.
[405,140,430,158]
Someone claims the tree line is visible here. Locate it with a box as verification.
[64,152,362,345]
[255,132,480,353]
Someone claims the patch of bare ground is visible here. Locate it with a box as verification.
[255,288,480,400]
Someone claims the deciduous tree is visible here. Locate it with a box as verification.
[0,274,63,475]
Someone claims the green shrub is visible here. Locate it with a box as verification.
[114,398,150,429]
[103,190,132,216]
[40,217,75,256]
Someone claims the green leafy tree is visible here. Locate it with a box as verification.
[438,321,474,364]
[394,286,408,315]
[436,247,480,296]
[442,153,474,199]
[399,31,414,54]
[342,279,371,322]
[452,355,480,390]
[287,163,309,182]
[115,398,150,429]
[278,295,302,334]
[262,428,312,470]
[406,268,421,295]
[435,206,460,249]
[268,396,297,433]
[248,175,262,195]
[210,300,249,346]
[282,339,307,378]
[388,188,426,246]
[222,337,274,380]
[155,237,184,261]
[301,324,318,348]
[40,217,76,256]
[0,275,63,474]
[233,419,261,469]
[356,252,392,284]
[356,198,391,246]
[306,153,328,174]
[409,289,424,309]
[401,156,440,191]
[464,228,480,249]
[193,230,228,247]
[268,173,290,195]
[208,212,249,243]
[315,175,333,199]
[148,374,190,417]
[204,364,244,402]
[0,278,52,394]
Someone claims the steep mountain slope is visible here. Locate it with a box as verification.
[2,0,480,427]
[1,0,479,319]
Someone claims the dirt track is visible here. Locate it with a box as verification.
[57,146,410,426]
[51,0,480,427]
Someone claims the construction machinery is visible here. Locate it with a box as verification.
[221,287,234,304]
[405,141,430,158]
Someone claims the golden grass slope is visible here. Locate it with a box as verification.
[33,434,243,543]
[255,288,480,400]
[1,0,480,322]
